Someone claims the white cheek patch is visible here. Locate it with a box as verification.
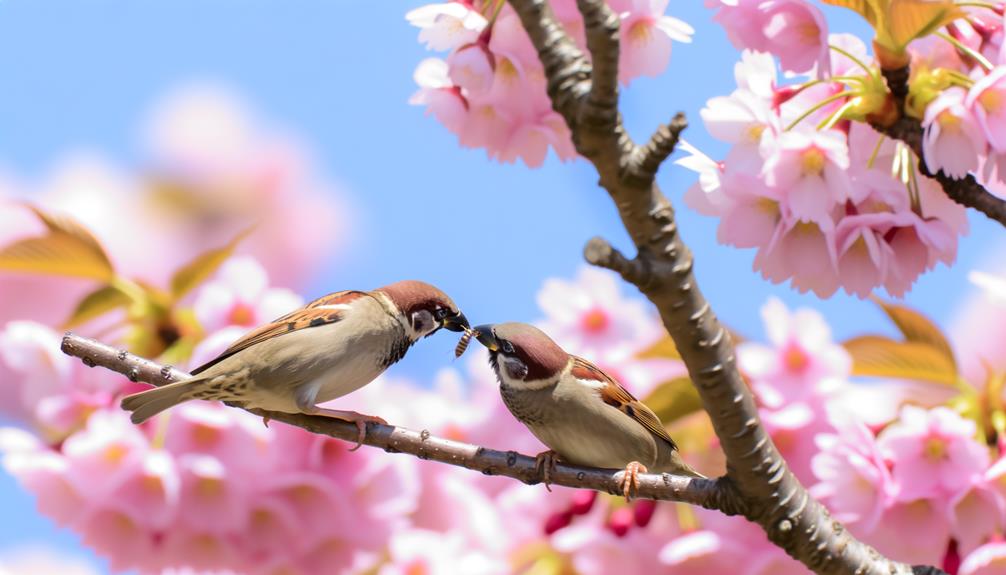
[409,310,436,339]
[499,356,557,391]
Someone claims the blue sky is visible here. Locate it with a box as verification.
[0,1,1003,572]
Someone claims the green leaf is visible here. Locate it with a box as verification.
[887,0,963,51]
[844,335,957,386]
[637,336,681,361]
[873,297,956,369]
[169,227,253,300]
[642,376,704,425]
[0,205,114,280]
[63,285,133,328]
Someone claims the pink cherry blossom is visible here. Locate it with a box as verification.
[410,0,690,165]
[687,59,969,299]
[708,0,829,74]
[754,219,841,297]
[406,3,488,51]
[960,542,1006,575]
[761,402,832,483]
[410,58,469,134]
[447,43,494,97]
[762,130,851,228]
[923,87,985,178]
[811,412,895,533]
[868,499,952,566]
[378,529,506,575]
[192,256,302,332]
[949,482,1005,555]
[617,0,694,84]
[0,428,85,526]
[967,66,1006,152]
[0,321,125,429]
[878,405,990,501]
[536,266,663,359]
[759,0,829,75]
[738,297,850,409]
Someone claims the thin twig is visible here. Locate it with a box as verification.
[59,332,724,507]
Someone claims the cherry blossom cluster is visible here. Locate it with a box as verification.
[6,242,1006,573]
[679,44,969,298]
[685,0,1006,298]
[407,0,693,167]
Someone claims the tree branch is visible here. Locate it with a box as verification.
[60,332,728,507]
[876,66,1006,228]
[507,0,923,573]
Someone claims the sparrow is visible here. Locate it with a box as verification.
[472,322,704,498]
[121,280,469,447]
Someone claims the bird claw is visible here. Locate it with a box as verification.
[303,407,387,452]
[534,450,560,492]
[262,416,271,428]
[620,461,647,502]
[347,413,388,452]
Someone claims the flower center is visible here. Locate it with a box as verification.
[228,302,256,326]
[142,474,165,495]
[104,443,129,464]
[497,57,518,82]
[196,477,224,497]
[746,124,767,143]
[580,308,610,333]
[754,196,780,218]
[628,20,652,43]
[937,110,962,132]
[783,344,810,373]
[980,89,1003,114]
[405,561,430,575]
[801,147,826,176]
[924,436,947,461]
[799,22,820,42]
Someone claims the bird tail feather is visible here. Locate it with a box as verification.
[120,377,206,424]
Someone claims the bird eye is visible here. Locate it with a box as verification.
[434,307,448,320]
[501,340,515,354]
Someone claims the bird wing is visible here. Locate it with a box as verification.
[569,355,678,450]
[190,290,371,375]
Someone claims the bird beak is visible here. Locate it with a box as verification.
[473,324,499,351]
[442,311,470,333]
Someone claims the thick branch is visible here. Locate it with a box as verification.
[876,66,1006,228]
[60,332,730,507]
[509,0,918,573]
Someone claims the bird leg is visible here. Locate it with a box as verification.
[301,407,388,451]
[534,450,561,492]
[620,461,648,501]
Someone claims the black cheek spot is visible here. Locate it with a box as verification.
[624,405,636,418]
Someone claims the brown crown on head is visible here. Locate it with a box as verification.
[378,280,459,316]
[492,322,570,380]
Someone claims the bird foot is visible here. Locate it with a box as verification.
[304,408,388,452]
[620,461,648,502]
[534,450,560,492]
